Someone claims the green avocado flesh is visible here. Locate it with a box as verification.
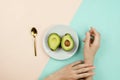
[61,33,74,51]
[48,33,61,51]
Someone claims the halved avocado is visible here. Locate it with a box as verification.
[61,33,74,51]
[48,33,61,51]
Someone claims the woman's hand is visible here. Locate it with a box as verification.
[84,27,100,62]
[83,27,100,80]
[45,61,95,80]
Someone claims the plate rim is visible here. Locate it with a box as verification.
[42,25,79,60]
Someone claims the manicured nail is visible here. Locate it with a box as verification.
[91,66,96,69]
[89,26,93,30]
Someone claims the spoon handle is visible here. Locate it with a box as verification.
[34,37,37,56]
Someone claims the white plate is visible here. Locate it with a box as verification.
[43,25,79,60]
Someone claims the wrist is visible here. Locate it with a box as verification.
[84,57,94,64]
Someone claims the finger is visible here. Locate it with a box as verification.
[91,27,99,35]
[84,32,90,48]
[91,28,100,46]
[76,66,95,74]
[76,72,94,79]
[71,60,83,67]
[89,27,93,33]
[73,64,93,70]
[89,27,95,37]
[91,27,100,37]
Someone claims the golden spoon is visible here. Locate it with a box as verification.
[31,27,37,56]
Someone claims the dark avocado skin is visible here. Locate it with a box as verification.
[65,33,71,36]
[48,33,61,51]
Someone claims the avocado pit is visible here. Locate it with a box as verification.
[64,40,70,47]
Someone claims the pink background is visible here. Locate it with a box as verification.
[0,0,82,80]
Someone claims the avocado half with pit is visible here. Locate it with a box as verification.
[48,33,61,51]
[61,33,74,51]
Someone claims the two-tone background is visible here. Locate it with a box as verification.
[1,0,120,80]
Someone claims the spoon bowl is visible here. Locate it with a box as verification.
[31,27,37,37]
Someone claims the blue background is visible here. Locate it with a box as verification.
[39,0,120,80]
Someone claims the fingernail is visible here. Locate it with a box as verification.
[93,66,96,68]
[92,67,96,69]
[91,26,94,28]
[89,26,93,30]
[91,65,96,68]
